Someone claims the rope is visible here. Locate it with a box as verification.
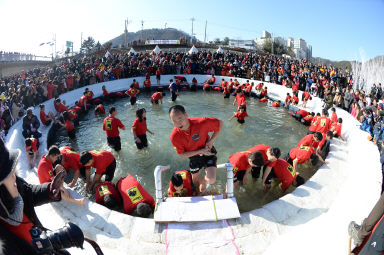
[212,195,218,221]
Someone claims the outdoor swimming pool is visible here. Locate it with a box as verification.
[53,90,314,212]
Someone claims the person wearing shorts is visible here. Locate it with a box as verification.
[169,79,178,102]
[156,68,161,85]
[169,105,223,194]
[132,108,154,150]
[103,106,126,151]
[125,84,140,106]
[247,144,281,190]
[229,150,264,188]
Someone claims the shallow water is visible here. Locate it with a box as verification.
[55,91,314,212]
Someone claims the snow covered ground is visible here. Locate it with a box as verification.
[5,75,381,254]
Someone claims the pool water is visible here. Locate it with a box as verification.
[54,90,314,212]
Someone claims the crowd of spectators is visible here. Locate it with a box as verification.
[0,49,381,146]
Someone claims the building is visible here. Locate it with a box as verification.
[287,37,294,48]
[228,39,256,50]
[262,30,271,38]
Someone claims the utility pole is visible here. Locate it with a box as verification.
[204,20,207,43]
[53,34,56,59]
[124,18,128,48]
[80,32,83,53]
[190,17,195,44]
[141,20,144,42]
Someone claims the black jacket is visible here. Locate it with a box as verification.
[0,177,61,255]
[22,115,40,132]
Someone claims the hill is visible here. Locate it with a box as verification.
[107,28,193,47]
[310,57,352,70]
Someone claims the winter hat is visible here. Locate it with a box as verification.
[0,139,20,184]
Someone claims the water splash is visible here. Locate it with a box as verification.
[351,48,384,92]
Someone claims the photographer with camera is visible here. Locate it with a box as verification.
[0,140,85,254]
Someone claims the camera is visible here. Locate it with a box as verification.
[30,222,84,254]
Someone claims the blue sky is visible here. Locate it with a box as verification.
[0,0,383,61]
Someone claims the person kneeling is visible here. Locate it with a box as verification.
[95,181,122,210]
[272,158,305,192]
[117,174,155,218]
[168,171,195,197]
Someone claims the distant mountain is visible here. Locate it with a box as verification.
[107,28,194,47]
[311,57,352,70]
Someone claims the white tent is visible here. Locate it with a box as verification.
[152,45,161,55]
[188,45,199,55]
[129,48,137,55]
[217,47,225,54]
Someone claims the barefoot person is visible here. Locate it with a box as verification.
[169,105,223,194]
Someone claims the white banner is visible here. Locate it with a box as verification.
[145,40,180,45]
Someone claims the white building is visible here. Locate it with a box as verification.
[287,37,294,48]
[228,39,256,50]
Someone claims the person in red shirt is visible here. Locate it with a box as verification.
[291,109,309,121]
[223,80,231,98]
[37,146,61,184]
[130,79,139,89]
[94,104,106,115]
[59,146,82,187]
[331,107,338,123]
[233,89,247,111]
[80,150,116,193]
[301,112,315,125]
[151,92,164,104]
[156,69,161,86]
[54,98,68,113]
[169,105,223,194]
[95,181,122,209]
[291,92,299,106]
[248,144,281,190]
[285,93,292,108]
[315,109,332,135]
[297,132,323,151]
[286,145,328,171]
[203,83,211,91]
[167,170,195,197]
[205,74,216,85]
[220,79,228,89]
[244,82,254,97]
[25,138,40,168]
[57,111,75,139]
[125,84,140,106]
[302,91,312,108]
[143,78,151,93]
[132,108,154,150]
[330,118,346,141]
[229,150,264,187]
[229,105,249,124]
[117,174,155,217]
[85,88,94,103]
[39,104,55,126]
[308,113,321,134]
[46,81,57,100]
[77,91,88,112]
[103,106,126,151]
[272,158,305,192]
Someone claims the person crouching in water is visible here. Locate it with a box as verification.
[57,111,75,139]
[167,171,195,197]
[229,105,249,124]
[132,108,154,150]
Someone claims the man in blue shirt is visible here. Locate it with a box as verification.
[169,79,178,102]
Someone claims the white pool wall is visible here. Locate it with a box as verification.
[5,75,381,255]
